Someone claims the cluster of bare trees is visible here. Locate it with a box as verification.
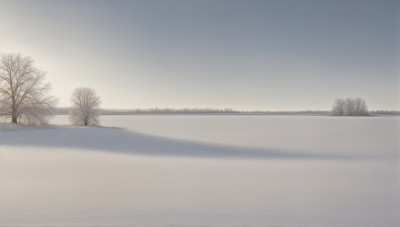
[332,97,369,116]
[0,53,101,126]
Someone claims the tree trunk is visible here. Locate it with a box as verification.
[11,115,17,123]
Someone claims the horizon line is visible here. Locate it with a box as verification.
[54,107,400,113]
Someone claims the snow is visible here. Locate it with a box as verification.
[0,124,357,160]
[0,116,399,227]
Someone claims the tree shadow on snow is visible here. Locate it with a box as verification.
[0,126,353,160]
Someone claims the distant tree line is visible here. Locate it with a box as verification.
[54,108,331,116]
[114,108,241,114]
[370,110,400,115]
[55,107,400,116]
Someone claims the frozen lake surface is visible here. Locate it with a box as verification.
[1,115,399,226]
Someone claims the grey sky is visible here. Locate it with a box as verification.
[0,0,398,110]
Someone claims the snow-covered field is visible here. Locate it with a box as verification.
[1,115,399,227]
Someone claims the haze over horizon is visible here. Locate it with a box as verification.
[0,0,399,110]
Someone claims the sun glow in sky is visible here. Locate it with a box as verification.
[0,0,398,110]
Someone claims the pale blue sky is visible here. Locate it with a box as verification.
[0,0,398,110]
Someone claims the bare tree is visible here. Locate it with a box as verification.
[69,87,101,126]
[331,98,345,116]
[344,97,355,116]
[0,53,57,125]
[354,97,368,116]
[332,97,369,116]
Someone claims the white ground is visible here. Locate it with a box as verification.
[0,116,399,227]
